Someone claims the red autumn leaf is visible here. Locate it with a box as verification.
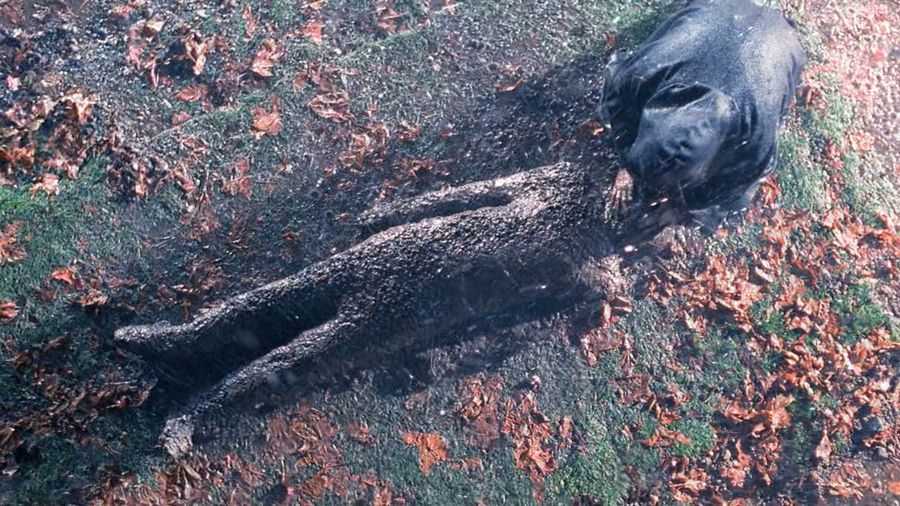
[0,300,18,324]
[6,75,20,91]
[184,32,208,76]
[888,481,900,496]
[172,111,192,125]
[497,77,524,93]
[79,290,108,308]
[457,374,504,450]
[62,92,95,123]
[250,39,284,77]
[50,266,79,286]
[176,83,208,102]
[251,106,282,138]
[401,431,449,475]
[300,19,325,45]
[30,174,60,198]
[0,222,26,266]
[814,430,833,463]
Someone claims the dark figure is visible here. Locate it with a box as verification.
[601,0,805,227]
[115,161,614,452]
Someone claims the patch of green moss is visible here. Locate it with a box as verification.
[0,158,108,301]
[14,436,79,504]
[547,419,628,505]
[669,418,715,459]
[841,151,896,225]
[830,283,887,344]
[804,87,853,144]
[776,130,828,212]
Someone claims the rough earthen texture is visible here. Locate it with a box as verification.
[115,160,615,444]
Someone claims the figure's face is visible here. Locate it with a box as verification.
[626,85,735,197]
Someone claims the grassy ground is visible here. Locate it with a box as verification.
[1,0,898,504]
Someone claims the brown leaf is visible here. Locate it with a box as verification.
[176,83,208,102]
[250,39,284,77]
[0,300,18,324]
[172,111,192,126]
[888,481,900,496]
[300,19,325,45]
[497,77,524,93]
[397,121,421,142]
[184,33,209,76]
[30,174,60,198]
[251,106,282,138]
[50,266,79,286]
[814,430,833,463]
[62,92,95,123]
[375,2,405,33]
[457,374,504,449]
[347,422,375,446]
[401,431,449,475]
[220,159,252,198]
[0,222,26,266]
[308,90,353,122]
[79,290,108,308]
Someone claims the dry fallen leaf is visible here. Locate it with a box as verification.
[814,429,833,463]
[888,481,900,496]
[50,266,79,287]
[172,111,192,126]
[62,92,95,123]
[497,77,524,93]
[250,39,284,77]
[401,431,449,475]
[300,19,325,45]
[176,83,208,102]
[0,300,18,324]
[30,174,60,198]
[0,222,26,266]
[251,106,282,139]
[184,32,209,76]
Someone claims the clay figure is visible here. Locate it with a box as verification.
[116,160,616,451]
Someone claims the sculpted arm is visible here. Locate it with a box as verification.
[355,174,527,233]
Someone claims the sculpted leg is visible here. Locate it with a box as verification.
[114,267,344,378]
[161,317,362,458]
[116,172,540,375]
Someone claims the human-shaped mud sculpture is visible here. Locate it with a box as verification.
[116,160,617,453]
[601,0,805,228]
[116,0,807,454]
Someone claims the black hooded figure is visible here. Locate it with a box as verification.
[601,0,805,227]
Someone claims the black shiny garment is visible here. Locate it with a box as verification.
[601,0,805,225]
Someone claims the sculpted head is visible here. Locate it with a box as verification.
[626,84,736,197]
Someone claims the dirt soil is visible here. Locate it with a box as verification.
[1,0,898,504]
